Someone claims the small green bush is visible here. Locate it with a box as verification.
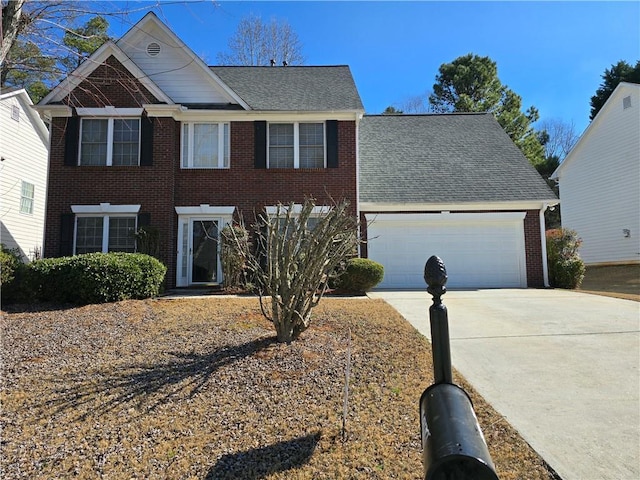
[1,245,33,303]
[27,252,167,304]
[546,228,586,289]
[336,257,384,292]
[1,246,25,303]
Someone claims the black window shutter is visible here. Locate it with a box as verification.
[254,121,267,169]
[138,213,151,228]
[60,213,75,256]
[140,116,154,166]
[326,120,339,168]
[64,116,80,166]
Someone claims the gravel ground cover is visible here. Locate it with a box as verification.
[1,297,556,479]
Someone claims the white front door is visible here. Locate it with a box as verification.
[176,215,230,286]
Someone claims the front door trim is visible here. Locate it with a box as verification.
[175,206,235,287]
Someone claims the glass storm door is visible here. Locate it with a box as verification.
[191,220,219,283]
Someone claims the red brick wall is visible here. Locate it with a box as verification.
[524,209,545,287]
[175,121,358,219]
[62,56,160,107]
[44,116,179,284]
[44,56,358,288]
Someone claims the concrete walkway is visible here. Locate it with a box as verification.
[368,289,640,480]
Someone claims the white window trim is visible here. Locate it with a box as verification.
[19,181,34,214]
[73,214,138,254]
[175,205,235,215]
[181,122,230,169]
[71,204,141,254]
[267,122,326,169]
[72,203,140,214]
[78,117,141,166]
[76,107,143,117]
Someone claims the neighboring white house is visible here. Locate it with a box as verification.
[0,88,49,262]
[552,82,640,265]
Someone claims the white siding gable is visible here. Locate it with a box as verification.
[555,83,640,265]
[117,16,241,105]
[0,90,49,261]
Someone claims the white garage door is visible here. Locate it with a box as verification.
[365,212,527,289]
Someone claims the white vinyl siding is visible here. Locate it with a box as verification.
[0,91,48,261]
[268,122,325,169]
[556,84,640,264]
[120,21,236,104]
[181,122,229,168]
[80,118,141,166]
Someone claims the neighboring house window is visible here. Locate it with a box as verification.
[79,118,140,166]
[268,122,325,168]
[20,181,34,214]
[11,105,20,121]
[182,122,230,168]
[75,215,137,254]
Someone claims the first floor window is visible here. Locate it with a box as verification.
[75,216,136,254]
[182,122,230,168]
[80,118,140,166]
[268,122,325,169]
[20,181,34,214]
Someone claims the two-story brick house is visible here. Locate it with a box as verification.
[35,12,557,289]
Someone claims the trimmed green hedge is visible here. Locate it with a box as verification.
[27,252,167,304]
[337,257,384,292]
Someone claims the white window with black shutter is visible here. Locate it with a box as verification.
[268,122,325,168]
[254,120,339,169]
[65,107,153,167]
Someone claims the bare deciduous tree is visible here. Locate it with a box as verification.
[1,0,162,100]
[217,14,304,66]
[538,118,579,162]
[237,199,358,343]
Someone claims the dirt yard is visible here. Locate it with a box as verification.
[579,264,640,301]
[1,297,557,479]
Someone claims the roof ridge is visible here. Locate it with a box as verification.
[210,65,350,68]
[364,112,491,118]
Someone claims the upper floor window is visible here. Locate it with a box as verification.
[20,181,34,214]
[80,118,140,166]
[182,122,229,169]
[268,122,325,169]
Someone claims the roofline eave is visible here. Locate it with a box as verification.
[359,200,559,212]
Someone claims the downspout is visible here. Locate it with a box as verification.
[355,112,363,257]
[540,204,550,287]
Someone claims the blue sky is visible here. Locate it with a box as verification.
[110,1,640,135]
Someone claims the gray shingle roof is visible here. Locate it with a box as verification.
[359,113,557,204]
[210,66,364,111]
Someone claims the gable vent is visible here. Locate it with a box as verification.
[623,95,632,110]
[146,42,161,57]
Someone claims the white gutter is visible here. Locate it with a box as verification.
[355,113,363,257]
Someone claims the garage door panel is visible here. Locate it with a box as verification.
[366,214,526,289]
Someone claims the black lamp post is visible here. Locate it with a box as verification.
[420,255,499,480]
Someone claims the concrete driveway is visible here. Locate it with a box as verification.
[368,289,640,480]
